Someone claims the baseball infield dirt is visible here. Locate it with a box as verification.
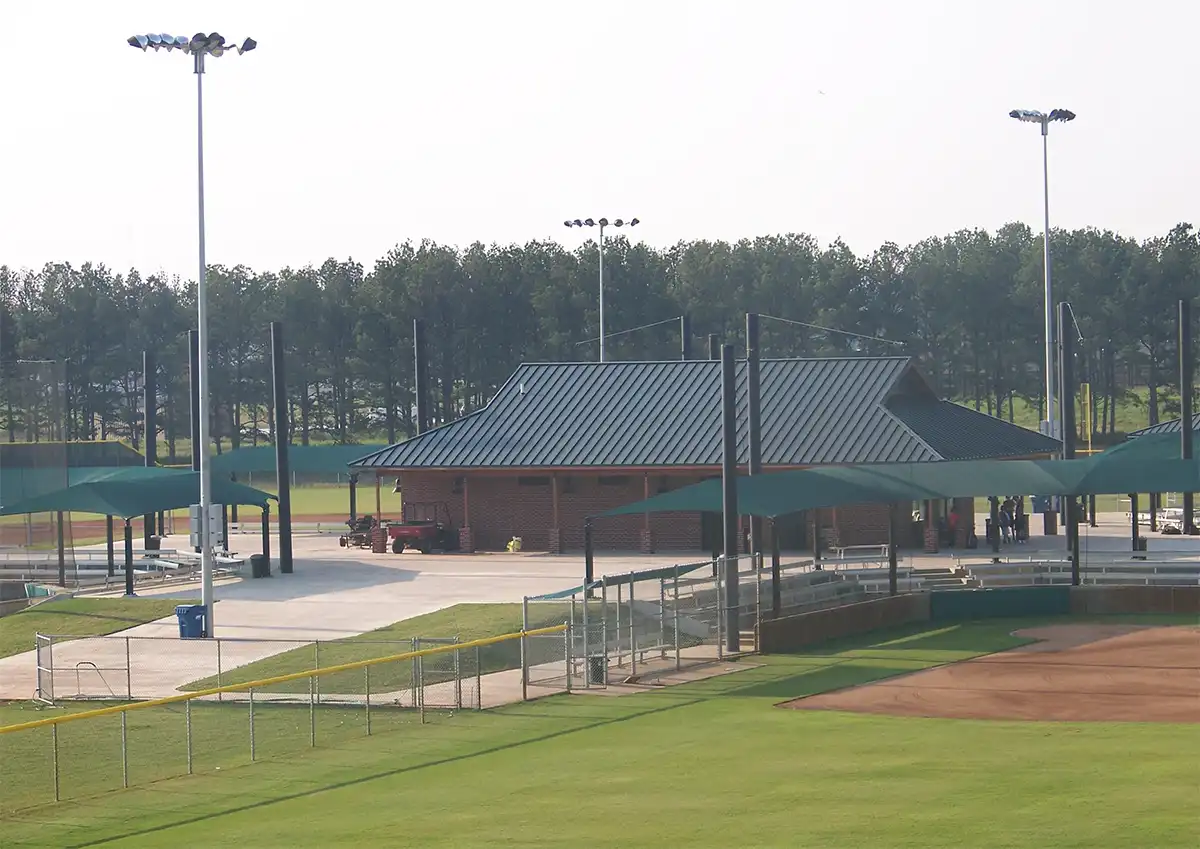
[786,624,1200,722]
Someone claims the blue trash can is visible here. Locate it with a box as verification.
[175,605,206,639]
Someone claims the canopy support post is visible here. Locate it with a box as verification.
[1181,298,1195,535]
[348,473,358,523]
[56,511,66,588]
[887,507,898,596]
[989,496,1001,560]
[262,504,271,568]
[1129,493,1139,552]
[106,516,115,578]
[1057,302,1080,585]
[271,321,294,575]
[720,343,740,654]
[123,518,135,598]
[770,518,781,618]
[584,519,594,591]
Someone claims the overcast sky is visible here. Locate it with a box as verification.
[2,0,1195,280]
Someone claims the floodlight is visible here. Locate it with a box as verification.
[128,35,149,50]
[1048,109,1076,122]
[584,218,595,226]
[1009,108,1045,123]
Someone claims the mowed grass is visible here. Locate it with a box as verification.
[0,598,185,659]
[2,616,1197,848]
[183,602,629,694]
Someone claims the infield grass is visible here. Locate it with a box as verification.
[1,615,1196,848]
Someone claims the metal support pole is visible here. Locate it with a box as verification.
[673,565,681,671]
[52,724,60,802]
[1181,299,1195,534]
[216,639,223,699]
[629,575,637,675]
[106,516,115,577]
[121,711,129,789]
[680,314,691,360]
[888,510,899,596]
[1058,302,1080,585]
[746,313,763,558]
[56,511,65,588]
[185,698,193,774]
[261,505,271,573]
[143,350,157,547]
[658,578,667,658]
[1041,127,1057,445]
[520,596,529,701]
[564,622,572,692]
[249,687,255,761]
[990,496,1001,559]
[583,520,594,589]
[598,223,606,362]
[365,665,372,735]
[475,644,482,710]
[125,638,132,700]
[194,53,216,633]
[581,588,591,689]
[124,518,135,597]
[314,642,321,705]
[348,474,358,523]
[615,582,623,666]
[720,344,740,653]
[708,334,720,360]
[413,318,430,434]
[1130,493,1140,551]
[271,321,294,574]
[309,675,316,747]
[770,519,781,618]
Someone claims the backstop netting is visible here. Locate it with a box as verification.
[0,360,75,587]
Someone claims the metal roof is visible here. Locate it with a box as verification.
[354,358,1059,471]
[886,398,1059,461]
[1128,413,1200,438]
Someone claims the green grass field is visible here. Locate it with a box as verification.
[1,615,1195,848]
[0,598,185,659]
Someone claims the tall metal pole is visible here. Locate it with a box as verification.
[746,313,762,557]
[1041,126,1056,444]
[188,330,200,473]
[1181,299,1195,535]
[124,518,135,598]
[142,350,156,546]
[413,318,429,434]
[708,334,720,361]
[598,224,606,363]
[271,322,293,574]
[1057,302,1079,585]
[195,51,215,631]
[680,315,691,360]
[720,344,740,653]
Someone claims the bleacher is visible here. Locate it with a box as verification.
[955,552,1200,588]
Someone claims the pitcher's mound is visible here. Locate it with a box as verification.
[786,624,1200,723]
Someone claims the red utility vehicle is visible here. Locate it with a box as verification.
[387,502,458,553]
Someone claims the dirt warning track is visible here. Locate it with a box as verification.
[787,624,1200,723]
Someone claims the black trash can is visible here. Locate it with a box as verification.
[146,536,162,551]
[175,605,206,639]
[1135,536,1148,552]
[250,554,270,579]
[587,655,606,685]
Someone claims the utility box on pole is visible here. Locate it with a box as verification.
[189,503,225,550]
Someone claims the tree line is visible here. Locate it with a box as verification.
[1,221,1197,461]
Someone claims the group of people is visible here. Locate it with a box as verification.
[995,495,1028,544]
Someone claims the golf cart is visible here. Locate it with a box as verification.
[387,502,458,553]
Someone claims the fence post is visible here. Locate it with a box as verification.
[673,564,681,671]
[629,573,637,676]
[125,637,132,700]
[121,710,129,789]
[716,558,724,662]
[615,581,623,668]
[410,638,418,709]
[249,687,256,762]
[365,665,372,736]
[309,674,317,748]
[475,644,482,710]
[186,698,193,774]
[51,724,60,802]
[600,577,609,678]
[564,621,572,692]
[418,656,426,724]
[314,642,321,706]
[755,552,763,653]
[581,588,591,690]
[454,638,463,709]
[216,639,223,702]
[520,597,529,702]
[659,577,667,659]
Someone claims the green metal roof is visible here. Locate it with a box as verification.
[211,445,387,476]
[353,358,1058,470]
[1128,414,1200,438]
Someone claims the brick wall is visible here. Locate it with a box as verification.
[398,471,906,553]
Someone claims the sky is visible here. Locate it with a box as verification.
[1,0,1196,280]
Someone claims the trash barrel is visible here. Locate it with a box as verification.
[250,554,270,579]
[175,605,206,639]
[587,655,606,685]
[146,536,162,551]
[1135,536,1148,552]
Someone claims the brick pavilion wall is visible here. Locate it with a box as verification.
[396,471,900,553]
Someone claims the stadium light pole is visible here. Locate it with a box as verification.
[129,32,256,636]
[563,217,640,362]
[1009,107,1076,445]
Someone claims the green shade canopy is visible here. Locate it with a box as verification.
[600,455,1200,519]
[0,470,275,519]
[1098,432,1189,461]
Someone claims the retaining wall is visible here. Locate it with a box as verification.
[929,586,1073,621]
[760,594,930,653]
[1069,585,1200,616]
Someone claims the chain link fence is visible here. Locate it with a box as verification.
[0,626,569,812]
